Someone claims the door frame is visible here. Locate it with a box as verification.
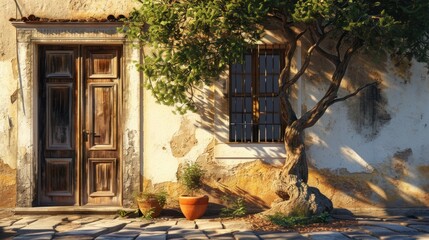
[37,44,124,206]
[12,22,142,207]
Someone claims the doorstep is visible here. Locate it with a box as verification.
[14,206,135,215]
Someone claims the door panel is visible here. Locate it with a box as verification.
[39,46,78,205]
[38,45,122,206]
[83,46,121,205]
[87,83,118,150]
[46,83,73,150]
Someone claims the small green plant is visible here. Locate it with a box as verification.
[177,162,205,196]
[117,209,131,218]
[267,212,330,227]
[135,191,167,208]
[220,197,247,218]
[141,209,155,220]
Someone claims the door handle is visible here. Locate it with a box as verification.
[83,129,90,141]
[83,130,100,141]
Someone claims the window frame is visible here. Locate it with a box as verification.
[229,46,285,143]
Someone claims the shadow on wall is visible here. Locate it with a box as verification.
[309,164,429,215]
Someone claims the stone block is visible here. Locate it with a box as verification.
[96,229,142,239]
[257,231,307,240]
[233,231,259,240]
[53,235,94,240]
[360,225,397,237]
[0,219,18,228]
[72,216,101,224]
[342,230,379,240]
[168,229,208,239]
[136,231,167,240]
[143,221,177,231]
[123,220,152,229]
[56,225,109,237]
[12,217,39,226]
[408,224,429,233]
[203,229,234,239]
[13,230,54,240]
[304,231,350,240]
[359,221,419,233]
[222,220,252,231]
[174,220,196,229]
[196,221,223,230]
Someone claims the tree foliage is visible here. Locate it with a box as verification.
[123,0,429,114]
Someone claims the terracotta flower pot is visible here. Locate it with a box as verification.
[137,198,162,218]
[179,195,209,220]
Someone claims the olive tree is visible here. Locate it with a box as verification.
[122,0,429,215]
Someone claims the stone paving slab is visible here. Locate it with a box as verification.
[342,230,379,240]
[18,216,66,234]
[196,221,223,230]
[168,229,207,239]
[143,221,177,232]
[95,229,142,239]
[203,229,234,239]
[123,220,152,229]
[5,224,27,231]
[359,221,419,233]
[222,220,252,231]
[136,231,167,240]
[11,217,39,226]
[233,230,260,240]
[379,235,419,240]
[90,219,130,228]
[53,235,94,239]
[257,231,307,240]
[415,234,429,239]
[171,220,196,230]
[304,231,350,240]
[56,225,109,237]
[71,216,100,224]
[408,224,429,233]
[13,230,55,240]
[0,219,19,228]
[360,225,398,237]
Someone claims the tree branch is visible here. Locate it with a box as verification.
[336,32,347,60]
[283,42,317,91]
[297,38,363,130]
[310,28,340,66]
[330,81,379,105]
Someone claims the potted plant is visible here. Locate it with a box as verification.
[135,191,167,219]
[177,161,209,220]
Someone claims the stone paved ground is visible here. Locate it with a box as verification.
[0,213,428,239]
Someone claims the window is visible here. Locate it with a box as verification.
[229,47,284,142]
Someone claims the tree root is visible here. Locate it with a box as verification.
[263,174,333,216]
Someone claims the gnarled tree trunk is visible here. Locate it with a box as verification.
[264,124,333,216]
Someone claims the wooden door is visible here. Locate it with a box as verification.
[38,45,122,206]
[38,46,78,205]
[82,46,122,205]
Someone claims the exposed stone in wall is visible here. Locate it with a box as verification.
[391,148,412,179]
[122,129,141,207]
[170,117,198,158]
[0,161,16,208]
